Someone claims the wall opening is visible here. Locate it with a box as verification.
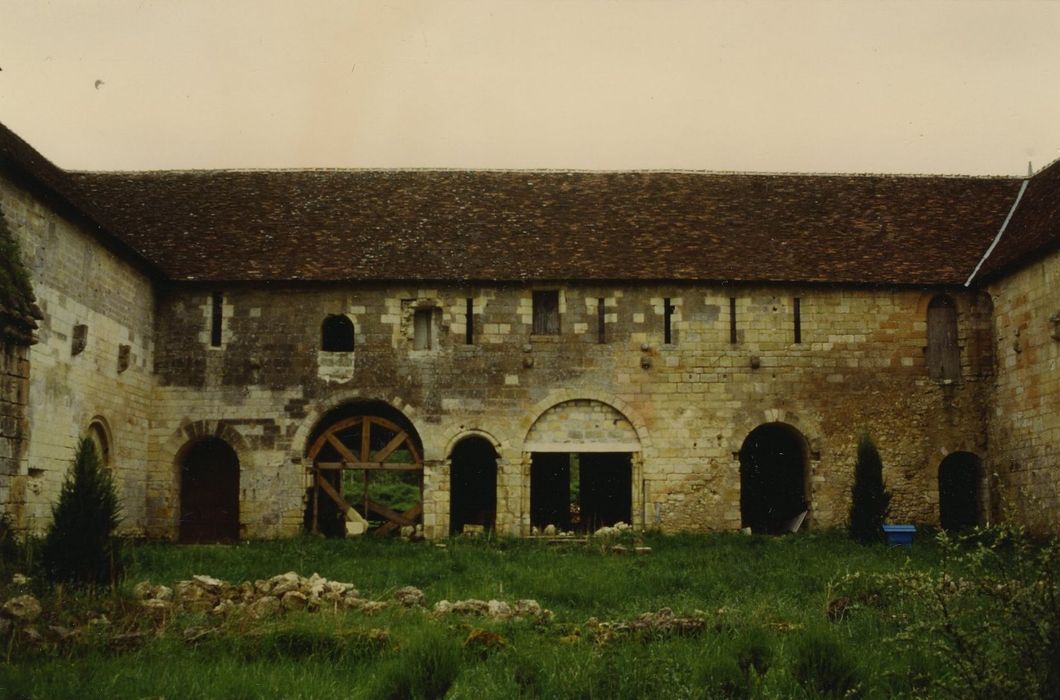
[449,437,497,534]
[413,308,433,350]
[793,297,802,344]
[597,297,606,344]
[321,314,354,352]
[86,420,111,469]
[465,298,474,345]
[305,401,423,538]
[530,452,631,533]
[210,291,223,347]
[927,294,960,381]
[179,437,240,543]
[939,452,981,531]
[532,290,560,335]
[739,423,809,534]
[663,298,673,344]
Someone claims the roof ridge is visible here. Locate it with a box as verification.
[70,167,1021,180]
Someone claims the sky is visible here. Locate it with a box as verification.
[1,0,1059,175]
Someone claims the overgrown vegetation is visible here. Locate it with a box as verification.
[1,529,1056,698]
[40,437,123,587]
[835,525,1060,699]
[849,434,891,543]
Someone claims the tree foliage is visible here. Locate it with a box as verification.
[41,437,123,586]
[849,434,891,543]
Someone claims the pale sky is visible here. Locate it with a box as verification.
[1,0,1059,175]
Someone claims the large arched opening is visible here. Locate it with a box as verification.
[939,452,981,531]
[739,423,809,534]
[449,436,498,535]
[179,437,240,543]
[304,400,424,537]
[525,399,641,533]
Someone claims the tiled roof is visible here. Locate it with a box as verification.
[0,122,158,277]
[71,169,1023,286]
[977,157,1060,280]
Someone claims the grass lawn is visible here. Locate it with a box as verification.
[0,529,1049,698]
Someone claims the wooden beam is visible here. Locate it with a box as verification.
[363,497,418,526]
[314,473,354,515]
[373,431,408,463]
[360,418,372,462]
[375,503,423,537]
[326,434,359,464]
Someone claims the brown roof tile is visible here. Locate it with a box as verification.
[71,169,1022,286]
[977,157,1060,280]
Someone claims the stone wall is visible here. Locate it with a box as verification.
[988,249,1060,531]
[148,282,994,539]
[0,174,156,534]
[0,343,30,526]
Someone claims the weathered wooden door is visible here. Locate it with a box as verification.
[307,415,423,536]
[179,438,240,543]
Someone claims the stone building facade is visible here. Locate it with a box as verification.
[1,121,1057,539]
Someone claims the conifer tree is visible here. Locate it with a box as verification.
[42,437,123,586]
[849,435,891,543]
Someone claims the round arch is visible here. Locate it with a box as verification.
[448,434,498,535]
[303,399,424,538]
[177,436,240,543]
[84,415,113,468]
[739,422,810,534]
[520,389,650,452]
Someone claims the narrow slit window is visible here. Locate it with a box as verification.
[465,298,474,345]
[664,298,673,344]
[532,290,560,335]
[210,292,223,347]
[597,298,606,344]
[793,297,802,344]
[729,297,738,344]
[414,308,433,350]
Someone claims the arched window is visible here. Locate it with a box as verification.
[927,295,960,381]
[87,419,111,468]
[321,315,354,352]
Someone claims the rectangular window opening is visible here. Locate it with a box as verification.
[729,297,738,344]
[414,308,433,350]
[532,290,560,335]
[597,298,606,344]
[210,291,223,347]
[465,298,474,345]
[664,297,673,345]
[793,297,802,344]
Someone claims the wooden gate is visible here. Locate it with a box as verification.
[306,415,423,536]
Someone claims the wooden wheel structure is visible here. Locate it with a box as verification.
[307,415,423,537]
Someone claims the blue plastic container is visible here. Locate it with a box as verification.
[881,524,916,546]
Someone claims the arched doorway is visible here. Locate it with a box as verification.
[449,437,497,535]
[525,399,641,533]
[739,423,809,534]
[305,401,423,537]
[939,452,980,531]
[179,438,240,543]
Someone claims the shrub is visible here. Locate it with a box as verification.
[791,630,863,698]
[41,437,123,587]
[849,435,891,543]
[887,526,1060,699]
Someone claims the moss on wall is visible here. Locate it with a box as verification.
[0,205,38,345]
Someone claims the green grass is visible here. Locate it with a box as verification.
[0,531,959,698]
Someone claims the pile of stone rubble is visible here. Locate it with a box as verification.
[132,572,553,622]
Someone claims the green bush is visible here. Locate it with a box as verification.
[41,437,123,587]
[849,435,891,543]
[790,630,863,698]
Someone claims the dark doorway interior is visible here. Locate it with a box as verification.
[531,453,571,531]
[939,452,980,531]
[531,452,632,532]
[739,424,808,534]
[179,438,240,543]
[580,453,632,531]
[450,437,497,534]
